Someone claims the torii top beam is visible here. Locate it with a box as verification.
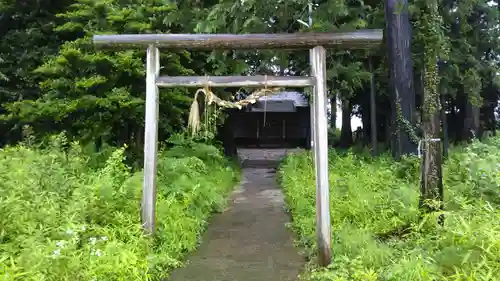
[93,30,383,50]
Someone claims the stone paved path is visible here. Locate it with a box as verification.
[167,149,305,281]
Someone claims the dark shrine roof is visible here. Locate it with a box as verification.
[244,91,309,112]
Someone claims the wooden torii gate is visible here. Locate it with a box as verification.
[93,31,383,266]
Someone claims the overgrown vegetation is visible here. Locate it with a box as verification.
[0,0,499,278]
[0,134,239,280]
[279,137,500,281]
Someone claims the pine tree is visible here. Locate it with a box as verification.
[0,0,72,145]
[3,0,194,155]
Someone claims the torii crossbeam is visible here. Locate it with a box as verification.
[93,30,383,267]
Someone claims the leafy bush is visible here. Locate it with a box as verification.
[0,135,239,280]
[279,137,500,281]
[328,128,341,146]
[163,133,227,165]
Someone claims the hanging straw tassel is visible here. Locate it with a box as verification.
[188,89,203,136]
[188,76,212,137]
[187,74,284,137]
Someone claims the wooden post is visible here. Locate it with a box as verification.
[311,46,332,266]
[309,49,319,261]
[310,50,317,150]
[310,89,316,150]
[142,45,160,234]
[308,4,315,152]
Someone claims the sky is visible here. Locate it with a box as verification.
[328,97,363,131]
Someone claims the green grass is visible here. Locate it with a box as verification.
[279,137,500,281]
[0,134,239,281]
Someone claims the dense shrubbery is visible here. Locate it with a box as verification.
[0,134,239,280]
[279,137,500,281]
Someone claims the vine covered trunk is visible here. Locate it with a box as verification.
[420,61,444,215]
[417,0,445,216]
[441,93,449,158]
[420,103,444,214]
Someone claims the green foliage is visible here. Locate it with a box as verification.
[172,0,374,100]
[279,137,500,281]
[444,137,500,205]
[328,128,342,146]
[0,0,69,98]
[1,0,498,149]
[2,0,193,152]
[414,0,447,116]
[0,0,73,145]
[395,101,420,143]
[430,0,499,104]
[164,133,227,166]
[0,135,239,280]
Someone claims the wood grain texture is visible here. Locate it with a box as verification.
[311,46,332,267]
[156,75,315,88]
[93,30,383,50]
[142,45,160,234]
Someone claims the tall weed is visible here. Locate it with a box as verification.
[279,137,500,281]
[0,135,239,280]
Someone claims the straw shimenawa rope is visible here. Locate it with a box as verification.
[187,75,283,136]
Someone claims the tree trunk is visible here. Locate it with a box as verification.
[385,112,392,150]
[463,98,480,141]
[330,95,337,129]
[454,93,465,141]
[369,58,377,156]
[420,108,444,217]
[482,84,497,137]
[218,110,237,158]
[385,0,417,158]
[119,120,129,147]
[489,104,497,136]
[448,101,457,141]
[390,98,400,159]
[420,66,444,223]
[361,107,370,145]
[136,125,144,166]
[441,93,449,158]
[420,59,443,222]
[339,99,353,148]
[414,69,424,112]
